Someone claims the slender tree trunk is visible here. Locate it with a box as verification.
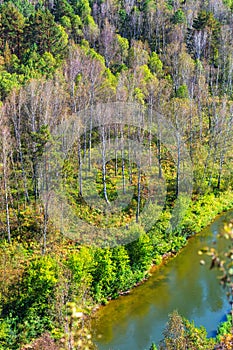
[189,100,193,162]
[2,145,11,243]
[42,204,48,255]
[208,142,218,189]
[120,124,126,194]
[156,116,162,179]
[114,124,118,176]
[14,126,30,204]
[128,125,133,184]
[157,137,162,179]
[88,87,94,172]
[41,147,50,255]
[4,179,11,244]
[148,103,153,167]
[136,166,141,223]
[101,126,110,205]
[176,134,181,198]
[78,136,83,196]
[217,154,224,190]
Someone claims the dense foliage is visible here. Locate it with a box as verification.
[150,310,233,350]
[0,0,233,349]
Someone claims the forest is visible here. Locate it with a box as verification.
[0,0,233,349]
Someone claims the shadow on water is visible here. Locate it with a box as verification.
[90,210,233,350]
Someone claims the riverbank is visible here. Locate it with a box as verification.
[90,189,233,342]
[91,202,233,350]
[92,189,233,308]
[1,190,233,349]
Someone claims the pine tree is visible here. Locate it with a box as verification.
[27,9,68,56]
[0,2,25,57]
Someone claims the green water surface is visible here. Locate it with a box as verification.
[91,210,233,349]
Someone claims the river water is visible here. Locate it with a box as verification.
[90,210,233,349]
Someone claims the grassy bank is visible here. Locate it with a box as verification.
[0,189,233,349]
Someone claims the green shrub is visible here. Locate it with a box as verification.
[216,314,232,342]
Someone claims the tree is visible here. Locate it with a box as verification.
[148,52,163,76]
[160,310,186,349]
[128,232,153,272]
[159,310,215,349]
[5,88,30,205]
[116,34,129,65]
[27,9,68,56]
[203,221,233,328]
[98,18,117,68]
[172,9,186,24]
[100,124,111,205]
[0,2,25,57]
[142,0,157,47]
[128,40,149,69]
[8,0,35,17]
[217,24,233,96]
[0,105,11,243]
[164,97,192,198]
[53,0,74,21]
[71,0,99,44]
[187,10,220,63]
[92,248,116,301]
[0,71,21,100]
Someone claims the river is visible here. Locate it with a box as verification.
[90,210,233,349]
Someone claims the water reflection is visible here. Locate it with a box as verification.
[91,211,233,349]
